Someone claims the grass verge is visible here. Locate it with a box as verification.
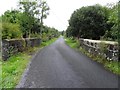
[1,37,57,88]
[65,38,120,75]
[1,53,30,88]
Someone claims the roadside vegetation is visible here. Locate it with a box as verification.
[65,38,120,75]
[0,0,60,40]
[1,53,30,88]
[1,0,119,88]
[1,38,57,88]
[65,2,120,75]
[0,0,60,88]
[66,3,119,41]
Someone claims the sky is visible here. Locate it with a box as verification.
[0,0,118,31]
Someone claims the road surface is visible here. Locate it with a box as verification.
[17,37,118,88]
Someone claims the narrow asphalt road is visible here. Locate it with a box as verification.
[17,37,118,88]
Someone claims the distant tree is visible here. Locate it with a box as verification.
[43,26,60,37]
[61,30,65,36]
[66,26,73,37]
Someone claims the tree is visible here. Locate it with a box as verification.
[106,3,118,40]
[66,26,73,37]
[1,10,22,39]
[67,4,110,40]
[36,0,50,33]
[2,10,21,23]
[1,0,54,40]
[19,1,38,38]
[18,0,50,38]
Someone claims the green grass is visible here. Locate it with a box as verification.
[41,38,57,47]
[1,53,30,88]
[1,37,58,88]
[104,61,119,75]
[65,38,80,49]
[65,38,120,75]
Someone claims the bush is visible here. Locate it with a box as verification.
[2,23,22,39]
[42,33,49,42]
[30,33,41,38]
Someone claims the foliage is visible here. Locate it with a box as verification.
[38,0,50,25]
[65,38,79,48]
[19,0,50,38]
[41,38,57,47]
[1,10,22,39]
[2,10,20,23]
[103,3,118,41]
[66,3,119,41]
[2,23,22,39]
[104,61,119,75]
[1,0,50,39]
[41,33,49,42]
[1,53,30,88]
[1,37,57,88]
[42,26,60,41]
[0,16,2,22]
[65,38,120,75]
[19,12,35,38]
[67,4,109,40]
[19,1,38,37]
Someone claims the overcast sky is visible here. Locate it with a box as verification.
[0,0,118,31]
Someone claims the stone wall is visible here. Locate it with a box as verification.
[2,38,41,60]
[79,38,118,61]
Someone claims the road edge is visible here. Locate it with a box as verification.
[16,48,42,88]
